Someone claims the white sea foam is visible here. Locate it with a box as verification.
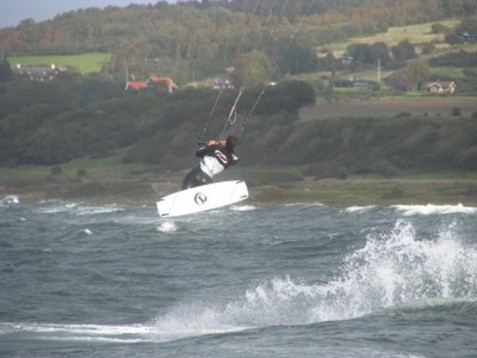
[161,317,241,338]
[0,322,154,343]
[3,218,476,346]
[310,220,477,320]
[231,205,257,211]
[76,205,124,216]
[0,195,20,205]
[36,201,123,215]
[35,201,77,213]
[148,219,477,339]
[157,221,178,233]
[248,221,476,323]
[344,205,376,213]
[392,203,477,216]
[151,305,250,342]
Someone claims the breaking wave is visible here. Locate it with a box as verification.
[3,211,476,345]
[150,219,477,340]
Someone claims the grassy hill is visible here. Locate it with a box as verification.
[324,19,461,57]
[299,19,477,84]
[5,18,477,86]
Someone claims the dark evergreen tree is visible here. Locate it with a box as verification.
[0,59,14,82]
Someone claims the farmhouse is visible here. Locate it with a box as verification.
[340,55,354,65]
[423,81,456,94]
[125,75,178,93]
[124,81,147,90]
[212,75,234,90]
[148,76,178,93]
[461,32,477,41]
[12,64,62,81]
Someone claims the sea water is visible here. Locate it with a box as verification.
[1,197,476,357]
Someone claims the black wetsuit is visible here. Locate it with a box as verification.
[181,142,239,190]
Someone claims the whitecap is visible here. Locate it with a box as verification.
[344,205,376,213]
[0,322,153,343]
[393,203,477,216]
[151,305,250,342]
[36,201,124,215]
[0,195,20,205]
[157,221,177,233]
[147,219,477,336]
[230,205,257,211]
[35,201,77,214]
[321,220,477,315]
[75,204,124,216]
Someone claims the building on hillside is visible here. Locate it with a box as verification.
[147,76,178,93]
[423,81,456,94]
[12,64,62,81]
[461,32,477,41]
[125,75,178,94]
[212,75,234,90]
[340,55,354,65]
[124,81,147,91]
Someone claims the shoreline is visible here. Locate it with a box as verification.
[2,175,477,207]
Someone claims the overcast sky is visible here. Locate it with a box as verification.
[0,0,178,28]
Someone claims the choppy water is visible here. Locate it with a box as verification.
[1,195,476,357]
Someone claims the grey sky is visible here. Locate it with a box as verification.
[0,0,178,28]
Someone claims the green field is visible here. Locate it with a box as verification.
[8,53,110,74]
[325,19,461,57]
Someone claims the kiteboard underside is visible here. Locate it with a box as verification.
[156,180,249,217]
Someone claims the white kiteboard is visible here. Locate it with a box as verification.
[156,180,249,217]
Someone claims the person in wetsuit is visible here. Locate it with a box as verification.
[181,135,239,190]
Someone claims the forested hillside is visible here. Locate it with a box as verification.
[1,0,477,177]
[1,0,476,83]
[1,68,476,175]
[0,70,316,166]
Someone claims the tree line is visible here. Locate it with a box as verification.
[1,66,477,175]
[1,0,475,84]
[0,67,315,166]
[1,0,477,176]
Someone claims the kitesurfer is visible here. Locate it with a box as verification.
[181,135,239,190]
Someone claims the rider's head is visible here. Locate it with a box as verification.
[225,136,238,152]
